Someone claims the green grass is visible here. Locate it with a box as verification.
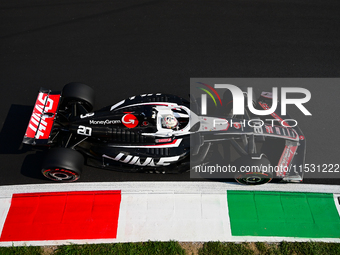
[198,242,254,255]
[0,241,340,255]
[198,241,340,255]
[53,241,185,255]
[277,241,340,255]
[0,245,42,255]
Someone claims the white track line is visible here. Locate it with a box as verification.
[0,182,339,198]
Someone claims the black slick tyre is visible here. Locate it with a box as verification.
[62,82,94,112]
[42,148,83,182]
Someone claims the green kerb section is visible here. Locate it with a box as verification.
[227,191,340,238]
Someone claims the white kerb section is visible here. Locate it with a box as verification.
[0,198,11,238]
[116,192,231,242]
[334,194,340,218]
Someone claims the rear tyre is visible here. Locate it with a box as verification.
[42,148,83,182]
[62,82,95,112]
[234,156,273,185]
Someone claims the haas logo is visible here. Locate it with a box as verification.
[122,113,138,128]
[28,93,54,138]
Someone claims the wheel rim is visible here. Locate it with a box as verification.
[43,168,79,182]
[245,175,263,183]
[236,173,272,185]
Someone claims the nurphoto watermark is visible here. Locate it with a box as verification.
[189,78,338,181]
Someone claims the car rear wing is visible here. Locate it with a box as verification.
[22,88,61,145]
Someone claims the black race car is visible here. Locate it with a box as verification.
[23,83,305,185]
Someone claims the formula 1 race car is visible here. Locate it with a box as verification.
[22,83,306,185]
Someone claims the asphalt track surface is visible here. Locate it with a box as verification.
[0,0,340,186]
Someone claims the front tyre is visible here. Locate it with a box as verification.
[234,156,273,185]
[42,148,83,182]
[235,172,272,185]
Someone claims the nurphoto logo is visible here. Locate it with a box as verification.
[200,84,311,116]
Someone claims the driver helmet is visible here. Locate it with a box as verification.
[162,114,178,129]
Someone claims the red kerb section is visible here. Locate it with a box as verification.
[0,191,121,241]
